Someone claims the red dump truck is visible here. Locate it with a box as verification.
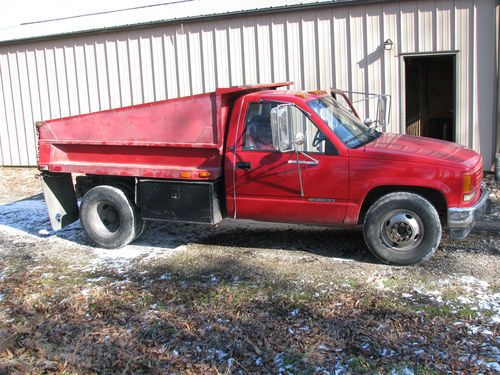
[37,82,490,265]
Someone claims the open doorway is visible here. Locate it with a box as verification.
[404,55,455,142]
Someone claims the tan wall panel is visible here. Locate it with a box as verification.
[0,0,497,167]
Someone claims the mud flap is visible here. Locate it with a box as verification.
[41,172,79,230]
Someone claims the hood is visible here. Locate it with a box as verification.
[361,133,481,170]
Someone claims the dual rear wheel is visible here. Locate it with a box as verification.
[79,185,147,249]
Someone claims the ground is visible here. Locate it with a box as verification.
[0,168,499,374]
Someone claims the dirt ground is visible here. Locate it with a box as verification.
[0,167,499,374]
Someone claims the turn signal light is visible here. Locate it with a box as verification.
[198,171,211,178]
[462,172,477,202]
[180,171,192,178]
[463,175,472,194]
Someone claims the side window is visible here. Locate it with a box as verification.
[287,106,336,155]
[243,102,278,151]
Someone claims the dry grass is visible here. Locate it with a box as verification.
[0,253,498,374]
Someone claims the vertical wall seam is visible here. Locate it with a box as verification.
[346,10,353,94]
[137,37,145,103]
[7,54,21,165]
[22,51,37,163]
[34,49,43,120]
[469,1,475,150]
[330,10,336,88]
[52,47,62,118]
[43,49,52,119]
[283,16,290,82]
[83,42,92,111]
[173,32,181,97]
[212,28,219,87]
[298,18,305,89]
[200,27,207,91]
[0,62,13,164]
[362,9,370,116]
[63,46,72,114]
[269,18,275,84]
[93,44,102,111]
[254,23,260,83]
[186,30,194,95]
[15,52,30,163]
[104,40,112,108]
[149,35,157,101]
[161,34,169,99]
[379,10,386,96]
[72,46,82,114]
[314,17,321,89]
[126,38,134,105]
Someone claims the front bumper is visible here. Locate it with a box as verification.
[447,188,492,240]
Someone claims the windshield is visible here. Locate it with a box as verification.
[307,96,380,148]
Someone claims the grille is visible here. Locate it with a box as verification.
[474,162,483,192]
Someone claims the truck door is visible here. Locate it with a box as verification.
[232,101,349,225]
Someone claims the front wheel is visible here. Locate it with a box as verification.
[363,192,442,265]
[80,185,141,249]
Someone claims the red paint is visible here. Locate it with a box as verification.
[38,83,484,227]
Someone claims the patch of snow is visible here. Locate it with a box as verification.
[86,276,107,283]
[401,293,413,298]
[159,274,171,281]
[380,348,395,357]
[171,349,179,357]
[459,275,489,289]
[360,342,370,350]
[0,293,4,302]
[210,274,219,284]
[289,308,300,317]
[274,352,297,374]
[467,325,493,335]
[390,368,414,375]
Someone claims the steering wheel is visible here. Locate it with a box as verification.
[312,130,326,148]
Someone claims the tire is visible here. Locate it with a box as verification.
[363,192,442,265]
[80,185,141,249]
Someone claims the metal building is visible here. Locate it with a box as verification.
[0,0,498,169]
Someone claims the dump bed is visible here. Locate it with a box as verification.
[37,83,290,180]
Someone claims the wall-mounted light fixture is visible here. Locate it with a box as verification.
[384,39,394,51]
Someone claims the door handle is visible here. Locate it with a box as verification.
[236,162,251,170]
[288,160,319,165]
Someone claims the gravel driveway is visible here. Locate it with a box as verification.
[0,168,499,374]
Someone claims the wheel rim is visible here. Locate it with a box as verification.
[379,209,424,251]
[93,201,121,235]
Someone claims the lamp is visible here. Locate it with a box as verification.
[384,39,393,51]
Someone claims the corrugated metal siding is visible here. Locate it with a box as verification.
[0,0,497,166]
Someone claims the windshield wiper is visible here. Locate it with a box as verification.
[344,132,371,145]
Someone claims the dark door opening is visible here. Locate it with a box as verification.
[404,55,455,142]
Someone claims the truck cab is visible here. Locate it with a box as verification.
[37,82,491,265]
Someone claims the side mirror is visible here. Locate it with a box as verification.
[376,95,388,126]
[271,104,294,152]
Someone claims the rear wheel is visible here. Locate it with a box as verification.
[363,192,442,265]
[80,185,140,249]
